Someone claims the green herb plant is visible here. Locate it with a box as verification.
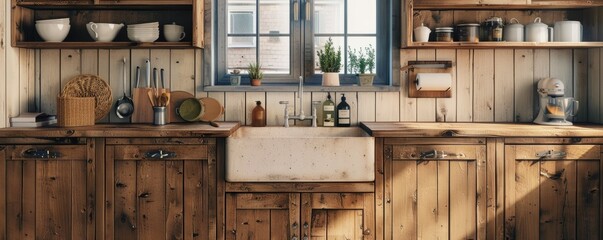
[247,63,264,79]
[347,44,375,74]
[316,38,342,73]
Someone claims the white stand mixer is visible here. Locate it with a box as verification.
[534,78,579,126]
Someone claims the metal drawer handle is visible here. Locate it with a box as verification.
[144,150,177,159]
[536,150,566,159]
[420,150,465,159]
[22,148,61,159]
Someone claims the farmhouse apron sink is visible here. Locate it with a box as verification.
[226,127,375,182]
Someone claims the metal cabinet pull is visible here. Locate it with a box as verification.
[536,150,566,159]
[144,150,177,159]
[293,0,299,21]
[419,150,465,159]
[22,148,61,159]
[305,0,312,21]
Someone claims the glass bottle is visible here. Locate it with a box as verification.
[337,94,351,127]
[251,101,266,127]
[322,92,335,127]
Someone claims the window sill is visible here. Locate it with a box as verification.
[203,84,400,92]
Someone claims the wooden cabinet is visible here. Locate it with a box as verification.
[383,138,495,240]
[1,140,96,240]
[12,0,204,48]
[104,138,216,240]
[225,192,375,240]
[403,0,603,48]
[504,144,602,239]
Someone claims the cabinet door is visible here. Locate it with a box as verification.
[225,193,301,240]
[3,143,95,240]
[414,0,527,5]
[99,0,193,4]
[105,143,212,240]
[388,144,487,240]
[505,145,601,240]
[302,193,375,240]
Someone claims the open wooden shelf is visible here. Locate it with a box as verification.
[407,41,603,49]
[14,41,194,49]
[403,0,603,49]
[11,0,204,49]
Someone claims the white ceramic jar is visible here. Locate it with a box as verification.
[553,20,582,42]
[414,23,431,42]
[503,18,524,42]
[525,17,551,42]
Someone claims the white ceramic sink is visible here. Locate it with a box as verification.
[226,127,375,182]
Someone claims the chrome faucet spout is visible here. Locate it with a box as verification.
[280,76,317,127]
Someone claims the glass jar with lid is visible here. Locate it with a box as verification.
[482,16,504,41]
[435,27,454,42]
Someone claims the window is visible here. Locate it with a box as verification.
[214,0,392,85]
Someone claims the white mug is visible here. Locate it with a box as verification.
[86,22,124,42]
[164,23,185,42]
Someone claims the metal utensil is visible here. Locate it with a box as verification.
[160,68,165,88]
[115,58,134,118]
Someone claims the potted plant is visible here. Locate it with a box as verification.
[317,38,342,86]
[229,69,241,86]
[248,62,264,86]
[348,44,376,86]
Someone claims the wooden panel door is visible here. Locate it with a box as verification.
[387,144,487,240]
[105,140,214,240]
[302,193,375,240]
[225,193,301,240]
[2,143,95,240]
[98,0,193,4]
[413,0,528,5]
[505,144,601,240]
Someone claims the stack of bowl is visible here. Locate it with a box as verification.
[35,18,71,42]
[127,22,159,42]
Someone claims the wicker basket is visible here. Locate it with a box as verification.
[57,97,95,127]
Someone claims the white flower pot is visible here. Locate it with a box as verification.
[358,74,374,86]
[322,72,340,86]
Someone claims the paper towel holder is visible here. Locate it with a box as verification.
[403,60,453,98]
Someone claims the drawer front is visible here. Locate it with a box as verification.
[392,144,481,160]
[7,145,87,160]
[113,145,208,160]
[512,145,600,160]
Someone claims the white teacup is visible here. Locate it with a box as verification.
[86,22,124,42]
[164,23,185,42]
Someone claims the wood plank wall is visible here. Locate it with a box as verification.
[1,3,603,127]
[1,48,594,127]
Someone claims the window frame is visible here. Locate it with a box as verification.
[210,0,397,88]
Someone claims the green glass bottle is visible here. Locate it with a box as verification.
[322,92,335,127]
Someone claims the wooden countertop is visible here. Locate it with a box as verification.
[360,122,603,138]
[0,122,241,138]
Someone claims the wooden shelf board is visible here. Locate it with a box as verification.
[413,4,603,10]
[14,41,196,49]
[405,42,603,49]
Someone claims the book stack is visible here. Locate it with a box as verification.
[10,112,57,127]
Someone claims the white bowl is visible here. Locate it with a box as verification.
[127,33,159,42]
[128,22,159,27]
[86,22,124,42]
[36,18,70,24]
[35,23,70,42]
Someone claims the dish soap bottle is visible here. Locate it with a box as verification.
[251,101,266,127]
[337,94,351,127]
[322,92,335,127]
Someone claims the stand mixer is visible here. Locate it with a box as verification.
[534,78,579,126]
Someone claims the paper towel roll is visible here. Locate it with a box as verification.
[416,73,452,91]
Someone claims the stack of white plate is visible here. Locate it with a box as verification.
[127,22,159,43]
[35,18,71,42]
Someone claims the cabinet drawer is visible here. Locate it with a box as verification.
[392,145,481,160]
[512,145,600,160]
[7,145,87,160]
[113,145,208,160]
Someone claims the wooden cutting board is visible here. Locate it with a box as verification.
[132,88,170,123]
[169,91,195,123]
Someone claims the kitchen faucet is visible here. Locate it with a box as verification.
[279,76,318,127]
